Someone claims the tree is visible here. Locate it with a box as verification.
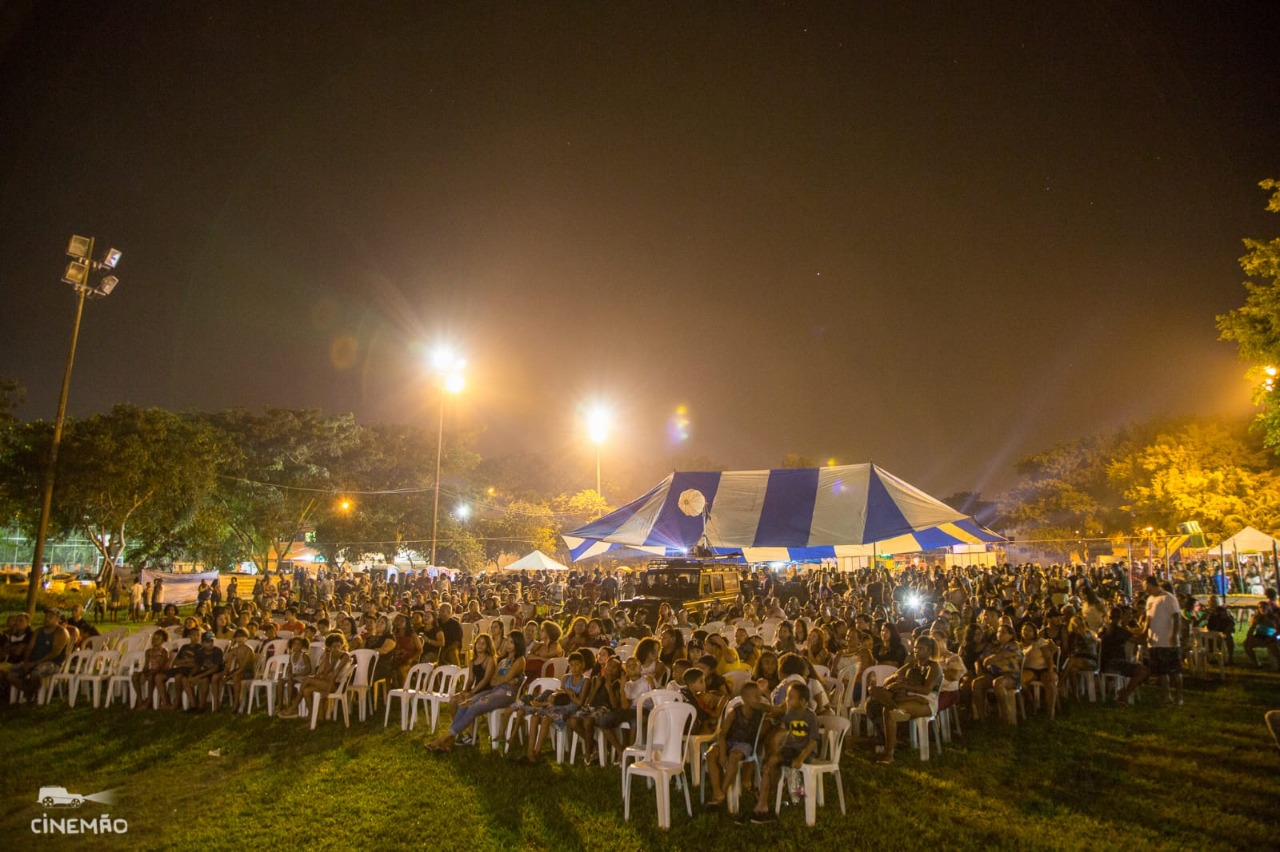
[206,408,364,574]
[1217,179,1280,450]
[476,499,561,564]
[780,453,815,469]
[1,406,226,585]
[0,379,24,424]
[1106,417,1280,535]
[1000,434,1122,539]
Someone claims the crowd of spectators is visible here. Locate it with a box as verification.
[3,558,1278,822]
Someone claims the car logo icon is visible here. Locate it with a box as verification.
[37,787,84,808]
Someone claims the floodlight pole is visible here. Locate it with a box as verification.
[25,239,93,617]
[430,395,445,566]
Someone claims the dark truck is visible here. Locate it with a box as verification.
[617,559,743,628]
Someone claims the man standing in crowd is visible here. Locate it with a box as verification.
[1143,574,1183,706]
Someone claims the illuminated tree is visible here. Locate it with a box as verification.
[1217,179,1280,450]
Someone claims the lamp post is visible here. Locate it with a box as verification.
[429,348,465,566]
[25,236,122,616]
[586,404,610,498]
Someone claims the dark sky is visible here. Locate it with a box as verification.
[1,2,1277,500]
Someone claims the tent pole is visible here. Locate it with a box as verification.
[1273,541,1280,592]
[1234,543,1242,594]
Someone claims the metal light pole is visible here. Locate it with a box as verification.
[586,404,610,518]
[431,396,446,566]
[428,350,464,566]
[25,236,122,616]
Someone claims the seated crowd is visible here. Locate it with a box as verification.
[2,560,1275,824]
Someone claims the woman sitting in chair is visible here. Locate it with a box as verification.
[1062,616,1098,702]
[869,635,942,765]
[970,625,1022,723]
[278,632,350,719]
[427,632,526,752]
[1020,622,1059,719]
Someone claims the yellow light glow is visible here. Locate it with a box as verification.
[1266,365,1277,377]
[338,499,352,512]
[587,404,611,444]
[444,373,465,394]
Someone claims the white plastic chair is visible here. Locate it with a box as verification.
[104,651,146,708]
[244,656,291,716]
[45,651,91,705]
[832,664,861,717]
[620,689,681,793]
[385,663,434,729]
[309,663,357,729]
[726,715,767,815]
[623,702,698,830]
[347,648,381,721]
[507,676,562,756]
[847,664,898,735]
[413,665,467,732]
[773,715,850,826]
[308,642,325,671]
[72,650,118,708]
[542,657,570,682]
[723,670,752,696]
[101,627,129,650]
[890,702,942,761]
[82,635,111,652]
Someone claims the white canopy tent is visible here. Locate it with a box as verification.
[503,550,570,572]
[1211,526,1280,554]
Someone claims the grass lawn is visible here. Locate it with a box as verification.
[1,654,1277,852]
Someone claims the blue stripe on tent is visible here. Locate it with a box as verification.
[781,545,836,561]
[862,466,914,541]
[572,477,669,540]
[912,527,959,550]
[754,468,820,547]
[649,471,722,549]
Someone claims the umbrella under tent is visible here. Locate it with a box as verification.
[563,463,1004,564]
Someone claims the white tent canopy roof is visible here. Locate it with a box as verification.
[1212,526,1280,554]
[504,550,570,571]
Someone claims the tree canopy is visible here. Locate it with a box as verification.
[1217,179,1280,449]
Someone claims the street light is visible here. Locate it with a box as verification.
[25,235,122,616]
[429,347,465,566]
[585,403,611,498]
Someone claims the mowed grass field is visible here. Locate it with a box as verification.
[0,654,1277,852]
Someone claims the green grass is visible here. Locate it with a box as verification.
[1,663,1277,851]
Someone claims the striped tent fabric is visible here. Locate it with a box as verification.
[563,463,1004,562]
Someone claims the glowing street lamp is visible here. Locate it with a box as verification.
[429,346,466,566]
[25,235,123,616]
[585,404,611,498]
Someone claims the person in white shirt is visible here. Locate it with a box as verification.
[1142,575,1183,705]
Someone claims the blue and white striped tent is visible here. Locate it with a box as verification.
[563,463,1004,563]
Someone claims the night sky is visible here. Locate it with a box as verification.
[2,2,1278,500]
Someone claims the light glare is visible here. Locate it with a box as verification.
[587,405,611,444]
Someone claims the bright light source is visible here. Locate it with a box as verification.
[101,248,121,269]
[456,503,471,520]
[906,593,921,610]
[66,235,91,258]
[431,346,465,374]
[1266,366,1278,377]
[338,498,353,512]
[586,404,611,444]
[62,261,88,286]
[98,275,119,296]
[444,373,465,394]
